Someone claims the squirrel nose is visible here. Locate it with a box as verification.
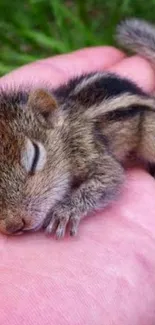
[5,218,26,234]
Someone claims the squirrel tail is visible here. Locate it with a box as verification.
[116,18,155,66]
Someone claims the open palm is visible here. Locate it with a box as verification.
[0,46,155,325]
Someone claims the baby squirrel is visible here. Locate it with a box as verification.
[1,18,155,238]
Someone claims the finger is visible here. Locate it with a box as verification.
[109,55,155,93]
[40,46,125,76]
[0,46,124,88]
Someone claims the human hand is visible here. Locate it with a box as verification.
[0,46,155,325]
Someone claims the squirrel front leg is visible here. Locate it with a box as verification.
[44,155,124,238]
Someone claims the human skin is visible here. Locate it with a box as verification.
[0,47,155,325]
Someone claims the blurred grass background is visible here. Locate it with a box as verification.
[0,0,155,77]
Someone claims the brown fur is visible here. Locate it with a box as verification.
[1,18,155,238]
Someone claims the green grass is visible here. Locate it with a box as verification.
[1,0,155,76]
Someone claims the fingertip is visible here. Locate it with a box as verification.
[109,55,155,93]
[67,46,125,72]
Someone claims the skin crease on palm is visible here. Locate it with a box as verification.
[1,46,155,325]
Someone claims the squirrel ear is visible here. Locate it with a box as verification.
[27,89,58,128]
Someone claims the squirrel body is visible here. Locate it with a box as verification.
[1,18,155,237]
